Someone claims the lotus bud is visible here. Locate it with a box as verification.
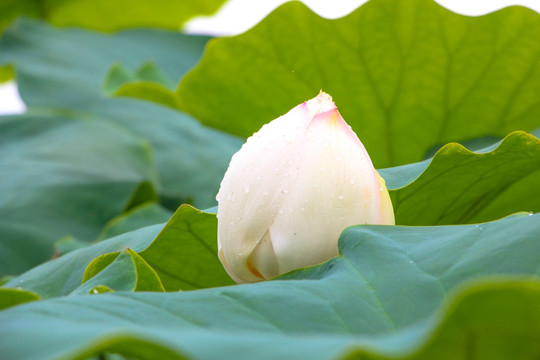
[217,91,394,283]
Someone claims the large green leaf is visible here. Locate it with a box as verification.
[3,205,232,298]
[0,18,243,209]
[177,0,540,168]
[381,130,540,225]
[0,113,157,276]
[1,213,539,359]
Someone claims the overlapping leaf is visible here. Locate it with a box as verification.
[72,249,165,295]
[3,205,232,298]
[1,2,540,359]
[0,288,39,311]
[177,0,540,168]
[381,130,540,225]
[1,213,539,360]
[4,126,539,290]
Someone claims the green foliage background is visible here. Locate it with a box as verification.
[0,0,539,359]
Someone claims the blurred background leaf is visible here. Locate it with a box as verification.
[177,0,540,168]
[0,19,242,210]
[0,113,158,275]
[0,0,227,32]
[0,0,227,82]
[0,19,242,276]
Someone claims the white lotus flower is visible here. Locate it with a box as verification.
[217,91,394,283]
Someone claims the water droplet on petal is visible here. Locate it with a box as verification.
[278,209,284,215]
[350,179,355,185]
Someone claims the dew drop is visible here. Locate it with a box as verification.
[278,209,284,215]
[338,195,344,200]
[323,141,329,147]
[300,207,305,211]
[350,179,355,185]
[243,184,250,194]
[263,190,269,196]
